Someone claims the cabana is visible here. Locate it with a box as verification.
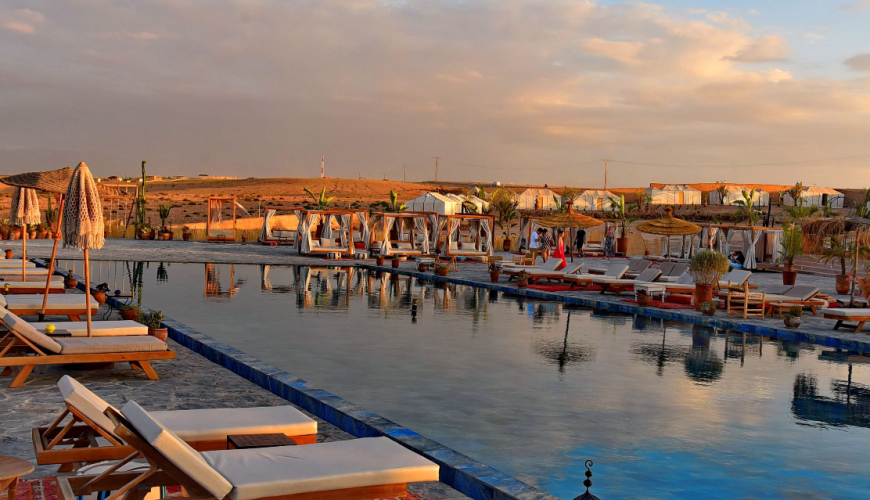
[783,186,845,208]
[518,214,550,251]
[709,224,782,270]
[709,186,769,206]
[446,194,488,214]
[405,192,461,215]
[441,214,494,261]
[516,188,561,211]
[206,197,237,242]
[575,190,616,211]
[646,184,702,205]
[298,209,355,256]
[378,212,436,256]
[258,207,304,246]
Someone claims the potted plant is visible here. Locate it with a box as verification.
[489,262,500,283]
[435,264,449,277]
[119,304,141,321]
[699,301,717,316]
[688,250,730,311]
[417,262,429,272]
[376,255,386,266]
[0,220,9,240]
[819,235,851,294]
[515,270,529,288]
[142,310,168,341]
[608,194,638,255]
[27,225,37,239]
[636,288,652,307]
[182,226,192,241]
[92,283,109,305]
[782,306,802,328]
[4,249,12,260]
[158,205,172,240]
[491,189,518,252]
[136,222,151,240]
[779,224,803,285]
[63,271,78,289]
[10,225,22,240]
[391,256,401,268]
[37,222,49,239]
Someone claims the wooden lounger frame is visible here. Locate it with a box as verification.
[825,313,870,333]
[33,405,316,471]
[0,329,175,388]
[57,408,410,500]
[3,304,98,321]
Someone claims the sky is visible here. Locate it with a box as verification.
[1,0,870,188]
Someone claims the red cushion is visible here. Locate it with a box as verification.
[665,294,693,305]
[354,242,366,249]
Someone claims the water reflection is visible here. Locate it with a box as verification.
[533,311,596,375]
[204,263,241,300]
[792,351,870,429]
[684,325,723,384]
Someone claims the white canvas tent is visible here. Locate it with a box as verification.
[405,192,461,215]
[782,186,844,208]
[445,194,488,214]
[516,188,561,210]
[709,186,769,206]
[646,184,702,205]
[575,189,616,211]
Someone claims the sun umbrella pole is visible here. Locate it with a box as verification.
[84,248,92,336]
[21,227,27,280]
[40,196,64,320]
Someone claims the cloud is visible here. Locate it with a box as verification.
[804,33,825,40]
[840,1,870,11]
[2,8,44,34]
[3,22,34,34]
[845,53,870,71]
[99,32,162,40]
[725,35,791,62]
[580,38,645,65]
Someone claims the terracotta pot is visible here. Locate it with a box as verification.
[699,302,717,316]
[4,250,12,259]
[183,233,191,241]
[516,279,528,289]
[418,264,429,272]
[490,272,500,283]
[120,309,139,321]
[92,291,106,305]
[38,230,47,239]
[436,268,449,277]
[64,277,78,289]
[392,259,401,268]
[694,284,714,311]
[616,237,629,254]
[637,294,652,307]
[376,257,385,266]
[835,275,851,295]
[148,327,169,342]
[148,230,156,240]
[784,316,801,328]
[782,270,797,286]
[502,239,512,252]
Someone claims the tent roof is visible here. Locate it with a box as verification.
[797,186,842,196]
[648,184,700,192]
[406,192,459,204]
[517,187,560,197]
[579,189,616,197]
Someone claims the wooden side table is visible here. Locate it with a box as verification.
[227,433,297,450]
[0,456,34,500]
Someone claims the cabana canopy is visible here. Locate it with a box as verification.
[709,186,769,206]
[516,188,561,211]
[299,209,355,255]
[258,206,304,245]
[441,214,494,258]
[377,212,435,256]
[207,197,237,242]
[782,186,844,208]
[405,192,461,215]
[574,190,615,211]
[646,185,702,205]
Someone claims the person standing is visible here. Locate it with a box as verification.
[575,228,586,257]
[604,225,616,257]
[529,228,541,262]
[552,229,567,270]
[539,228,553,262]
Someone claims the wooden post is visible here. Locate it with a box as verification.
[21,227,27,280]
[40,196,65,320]
[83,249,92,337]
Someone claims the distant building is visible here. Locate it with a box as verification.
[646,184,702,205]
[782,186,844,208]
[709,186,769,206]
[516,188,561,210]
[575,189,616,211]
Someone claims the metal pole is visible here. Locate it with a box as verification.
[433,157,440,182]
[603,160,608,191]
[84,248,92,337]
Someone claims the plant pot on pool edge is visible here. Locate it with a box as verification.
[376,256,385,266]
[119,306,140,321]
[636,291,652,307]
[435,265,449,277]
[783,306,802,328]
[64,273,78,289]
[699,301,717,316]
[143,311,168,341]
[689,250,730,311]
[392,258,401,268]
[489,263,500,283]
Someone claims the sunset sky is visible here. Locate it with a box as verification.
[2,0,870,187]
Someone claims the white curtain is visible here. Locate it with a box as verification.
[293,210,304,248]
[662,236,670,258]
[381,216,396,255]
[339,214,352,249]
[519,217,529,249]
[766,230,783,264]
[742,229,763,270]
[428,214,439,251]
[321,214,333,239]
[443,218,461,255]
[296,213,310,254]
[260,209,276,241]
[301,214,320,254]
[718,228,737,256]
[260,265,272,291]
[355,211,369,247]
[414,216,430,254]
[480,218,493,256]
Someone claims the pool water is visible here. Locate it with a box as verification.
[111,262,870,499]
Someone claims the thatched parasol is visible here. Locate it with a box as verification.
[537,202,603,230]
[636,207,701,259]
[62,162,104,336]
[801,215,870,306]
[10,187,41,279]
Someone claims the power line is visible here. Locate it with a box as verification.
[438,157,601,171]
[608,153,870,169]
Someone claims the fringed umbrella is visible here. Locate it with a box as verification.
[802,216,870,307]
[537,202,602,261]
[636,207,701,259]
[0,167,73,319]
[62,162,104,336]
[10,187,41,280]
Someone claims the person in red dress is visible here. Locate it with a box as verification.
[551,229,567,270]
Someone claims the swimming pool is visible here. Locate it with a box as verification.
[102,261,870,499]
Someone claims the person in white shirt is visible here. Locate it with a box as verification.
[529,228,541,262]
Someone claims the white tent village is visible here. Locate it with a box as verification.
[405,192,462,215]
[445,194,488,214]
[709,186,770,206]
[646,184,702,205]
[574,189,616,211]
[516,188,561,210]
[782,186,845,208]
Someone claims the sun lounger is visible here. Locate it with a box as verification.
[0,260,35,268]
[58,400,439,500]
[593,268,663,295]
[27,320,147,337]
[0,307,174,387]
[0,280,66,294]
[823,309,870,333]
[564,263,629,289]
[513,261,585,284]
[623,259,653,279]
[1,275,64,282]
[664,269,753,294]
[503,258,562,279]
[33,376,318,470]
[658,263,688,282]
[0,293,98,320]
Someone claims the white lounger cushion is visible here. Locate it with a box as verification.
[1,275,64,282]
[2,281,65,290]
[151,406,317,442]
[30,320,147,337]
[55,336,167,355]
[0,294,99,309]
[0,306,62,353]
[0,261,35,268]
[201,437,440,500]
[122,401,234,500]
[822,308,870,318]
[0,268,50,275]
[59,376,317,442]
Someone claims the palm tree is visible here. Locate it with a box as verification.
[491,189,518,246]
[553,186,580,213]
[377,190,406,212]
[303,187,334,209]
[715,183,729,205]
[733,189,760,226]
[607,194,638,239]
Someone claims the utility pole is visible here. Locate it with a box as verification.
[603,159,609,191]
[403,164,407,182]
[433,157,440,182]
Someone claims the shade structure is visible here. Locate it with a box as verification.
[1,167,72,194]
[536,202,602,230]
[10,187,41,279]
[636,207,701,236]
[516,187,561,210]
[405,192,461,215]
[646,184,702,205]
[61,162,104,336]
[802,215,870,306]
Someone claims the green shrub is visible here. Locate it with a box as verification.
[689,250,730,285]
